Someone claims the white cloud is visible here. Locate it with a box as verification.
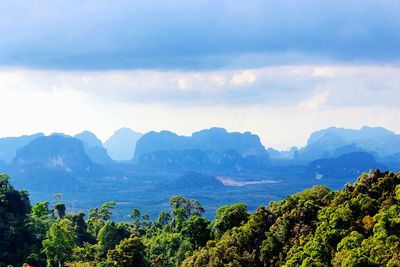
[231,70,257,86]
[298,90,330,110]
[0,65,400,149]
[311,67,337,78]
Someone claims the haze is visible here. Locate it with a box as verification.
[0,0,399,149]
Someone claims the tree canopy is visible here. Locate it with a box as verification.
[1,170,400,266]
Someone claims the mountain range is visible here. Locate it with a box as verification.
[0,126,399,219]
[269,126,400,162]
[134,127,266,159]
[104,128,143,161]
[1,126,399,178]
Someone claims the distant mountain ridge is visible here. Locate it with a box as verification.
[134,127,267,160]
[137,149,270,173]
[13,135,103,176]
[9,135,104,192]
[307,126,395,144]
[104,128,143,161]
[0,126,398,189]
[74,131,113,164]
[0,133,44,163]
[0,125,398,222]
[302,126,400,159]
[304,152,387,182]
[268,126,400,162]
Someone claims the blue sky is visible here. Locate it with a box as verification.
[0,1,399,149]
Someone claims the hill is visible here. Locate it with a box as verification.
[104,128,143,161]
[167,172,224,189]
[299,126,400,160]
[304,152,387,182]
[10,135,104,191]
[0,133,44,163]
[134,127,266,159]
[136,149,270,173]
[267,126,400,163]
[75,131,113,164]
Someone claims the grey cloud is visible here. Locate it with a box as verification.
[0,0,399,70]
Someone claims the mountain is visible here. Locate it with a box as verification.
[304,152,387,183]
[167,172,224,189]
[299,126,400,160]
[268,126,400,162]
[134,127,266,159]
[74,131,103,148]
[104,128,143,161]
[0,133,44,163]
[74,131,113,164]
[137,149,270,173]
[10,135,103,191]
[381,152,400,172]
[267,147,299,160]
[307,126,395,144]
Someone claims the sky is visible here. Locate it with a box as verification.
[0,0,399,149]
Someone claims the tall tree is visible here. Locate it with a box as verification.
[42,218,77,267]
[107,236,146,267]
[0,173,32,266]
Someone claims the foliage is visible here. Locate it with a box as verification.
[107,236,146,267]
[213,203,249,238]
[0,173,32,267]
[42,218,78,266]
[1,170,400,266]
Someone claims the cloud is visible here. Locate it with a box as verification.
[0,86,399,150]
[231,71,257,86]
[298,90,330,109]
[0,65,399,149]
[0,0,399,70]
[1,65,399,107]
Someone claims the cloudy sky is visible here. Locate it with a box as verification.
[0,0,399,149]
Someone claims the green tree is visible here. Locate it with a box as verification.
[213,203,249,238]
[155,211,172,228]
[131,208,141,227]
[98,201,116,221]
[53,203,66,219]
[65,212,90,245]
[86,201,116,240]
[107,236,146,267]
[0,173,32,267]
[170,196,205,218]
[32,201,50,218]
[42,218,77,266]
[182,216,211,248]
[97,221,129,256]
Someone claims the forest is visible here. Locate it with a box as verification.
[1,169,400,267]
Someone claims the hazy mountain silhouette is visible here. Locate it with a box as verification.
[134,127,266,160]
[137,148,270,173]
[268,126,400,162]
[167,172,224,189]
[9,135,103,192]
[304,152,387,181]
[300,126,399,160]
[75,131,103,147]
[13,135,103,177]
[0,133,44,163]
[104,128,143,161]
[382,152,400,172]
[74,131,113,164]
